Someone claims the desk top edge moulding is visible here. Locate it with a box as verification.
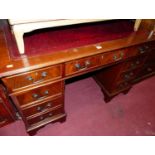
[9,19,142,54]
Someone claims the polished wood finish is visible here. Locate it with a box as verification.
[2,64,62,92]
[0,20,155,78]
[22,95,63,117]
[11,81,63,107]
[0,84,16,127]
[26,106,64,126]
[0,19,155,134]
[94,40,155,102]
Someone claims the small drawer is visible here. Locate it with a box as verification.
[138,65,155,78]
[128,44,150,57]
[27,107,64,126]
[116,82,130,91]
[22,96,63,117]
[2,64,62,92]
[12,81,63,107]
[65,55,99,76]
[122,56,146,72]
[111,81,130,94]
[117,68,140,83]
[106,81,130,94]
[99,49,126,65]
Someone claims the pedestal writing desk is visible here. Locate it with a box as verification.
[0,19,155,135]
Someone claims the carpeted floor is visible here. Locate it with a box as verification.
[0,75,155,136]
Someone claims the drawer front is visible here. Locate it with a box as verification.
[22,96,63,117]
[3,65,62,92]
[122,56,146,72]
[100,49,127,65]
[110,81,130,94]
[117,68,141,83]
[65,55,99,76]
[128,44,151,57]
[99,46,146,67]
[137,65,155,78]
[27,107,64,126]
[120,71,136,82]
[13,81,63,107]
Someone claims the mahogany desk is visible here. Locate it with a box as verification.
[0,19,155,135]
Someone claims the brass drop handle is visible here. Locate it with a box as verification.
[75,63,81,69]
[124,74,130,79]
[48,113,53,117]
[26,76,33,81]
[75,60,91,70]
[26,71,47,83]
[85,60,91,66]
[139,47,145,54]
[44,90,49,95]
[37,106,42,112]
[40,116,44,120]
[147,67,152,72]
[33,72,48,84]
[32,93,39,99]
[41,71,47,77]
[36,102,51,112]
[124,72,133,80]
[32,90,49,100]
[46,102,52,107]
[113,52,124,61]
[129,72,134,76]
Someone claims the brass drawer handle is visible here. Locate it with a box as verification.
[75,60,91,71]
[26,71,48,84]
[124,74,130,79]
[26,76,33,81]
[139,47,145,53]
[147,67,152,72]
[46,102,52,107]
[36,102,52,112]
[40,116,44,120]
[48,113,53,117]
[32,90,49,100]
[37,106,42,112]
[118,82,128,89]
[39,112,53,121]
[124,72,134,80]
[139,45,149,54]
[130,61,140,69]
[113,52,124,61]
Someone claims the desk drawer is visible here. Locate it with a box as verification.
[22,95,63,117]
[99,49,126,65]
[122,56,146,72]
[117,68,140,83]
[12,81,63,107]
[27,106,64,126]
[65,55,99,76]
[137,64,155,78]
[3,64,62,92]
